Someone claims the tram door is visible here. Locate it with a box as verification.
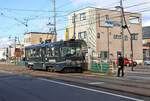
[37,47,46,69]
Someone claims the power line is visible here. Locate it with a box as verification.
[0,8,67,12]
[56,8,150,32]
[1,1,150,36]
[42,1,150,22]
[56,1,72,10]
[1,6,148,33]
[124,1,150,9]
[56,1,150,22]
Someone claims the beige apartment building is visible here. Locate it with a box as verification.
[68,7,143,63]
[24,32,56,47]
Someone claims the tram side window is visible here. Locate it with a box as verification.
[26,49,31,57]
[51,47,55,56]
[46,47,51,57]
[35,48,40,57]
[30,49,33,57]
[60,48,64,57]
[46,46,59,57]
[31,49,36,58]
[54,47,59,56]
[39,48,42,57]
[41,47,46,57]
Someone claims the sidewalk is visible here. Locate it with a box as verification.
[0,63,150,97]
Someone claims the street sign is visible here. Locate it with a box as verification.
[66,28,69,40]
[105,20,114,27]
[105,20,121,27]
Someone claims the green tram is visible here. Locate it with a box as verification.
[25,39,86,73]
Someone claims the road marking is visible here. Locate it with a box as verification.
[129,76,150,80]
[85,75,96,77]
[0,70,13,74]
[38,78,144,101]
[88,82,104,85]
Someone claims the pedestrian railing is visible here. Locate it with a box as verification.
[90,63,110,73]
[14,62,25,66]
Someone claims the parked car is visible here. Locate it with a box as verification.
[116,58,137,67]
[144,60,150,65]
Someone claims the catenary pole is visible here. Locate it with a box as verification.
[120,0,124,58]
[53,0,57,42]
[73,13,76,39]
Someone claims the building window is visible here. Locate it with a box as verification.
[113,35,121,39]
[100,51,108,59]
[124,35,128,41]
[105,15,109,20]
[72,15,77,23]
[80,13,86,21]
[78,31,87,39]
[117,51,121,56]
[97,33,100,39]
[129,17,139,24]
[24,38,31,43]
[131,33,138,40]
[40,37,44,44]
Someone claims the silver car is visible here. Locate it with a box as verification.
[144,60,150,65]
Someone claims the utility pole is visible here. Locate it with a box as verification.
[120,0,124,58]
[73,13,76,39]
[52,0,57,42]
[14,36,17,63]
[107,27,110,62]
[120,0,134,71]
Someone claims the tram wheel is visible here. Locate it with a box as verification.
[47,66,55,72]
[28,65,33,70]
[77,68,83,73]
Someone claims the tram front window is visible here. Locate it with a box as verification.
[62,47,81,57]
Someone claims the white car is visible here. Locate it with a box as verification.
[144,60,150,65]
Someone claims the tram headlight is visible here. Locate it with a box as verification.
[76,61,81,64]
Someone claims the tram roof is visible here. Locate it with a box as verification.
[25,41,64,49]
[25,39,87,49]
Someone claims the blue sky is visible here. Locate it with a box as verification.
[0,0,150,48]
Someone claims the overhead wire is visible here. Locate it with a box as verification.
[1,1,150,36]
[124,1,150,9]
[56,7,150,33]
[55,1,150,29]
[0,8,67,12]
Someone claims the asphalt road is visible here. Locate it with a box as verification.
[0,71,144,101]
[125,72,150,80]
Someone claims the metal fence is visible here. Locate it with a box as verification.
[90,63,110,73]
[14,62,25,66]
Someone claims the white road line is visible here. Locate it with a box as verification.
[129,76,150,80]
[38,78,144,101]
[0,70,13,74]
[88,82,104,85]
[85,75,96,77]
